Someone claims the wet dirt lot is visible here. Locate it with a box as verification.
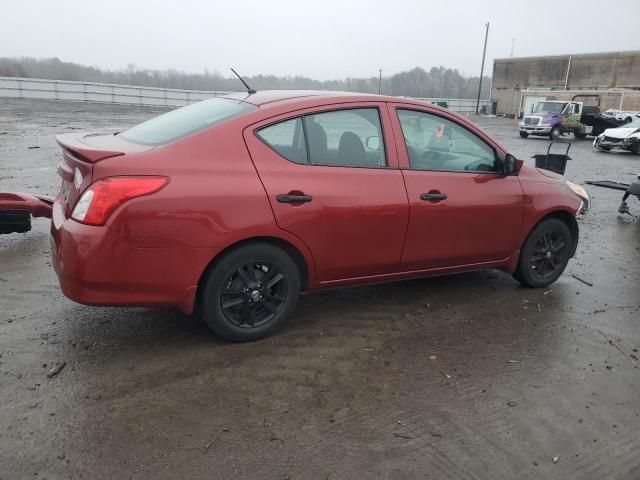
[1,99,639,480]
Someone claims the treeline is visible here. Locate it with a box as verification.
[0,57,491,99]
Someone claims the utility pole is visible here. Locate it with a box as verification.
[378,69,382,94]
[510,38,515,57]
[475,22,490,115]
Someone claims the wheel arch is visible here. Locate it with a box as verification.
[526,210,579,258]
[195,236,311,311]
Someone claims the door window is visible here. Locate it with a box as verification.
[256,118,307,164]
[304,108,386,167]
[397,109,497,173]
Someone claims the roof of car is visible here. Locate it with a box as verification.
[223,90,427,108]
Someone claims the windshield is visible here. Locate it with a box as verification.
[627,115,640,128]
[533,102,565,114]
[119,97,256,145]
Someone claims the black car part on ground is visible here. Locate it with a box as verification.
[586,177,640,216]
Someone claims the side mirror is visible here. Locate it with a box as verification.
[503,154,518,175]
[365,136,380,151]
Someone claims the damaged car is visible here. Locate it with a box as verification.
[594,114,640,154]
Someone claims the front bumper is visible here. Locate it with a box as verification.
[519,124,552,134]
[593,136,630,150]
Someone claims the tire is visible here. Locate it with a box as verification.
[631,142,640,155]
[625,117,632,124]
[200,242,300,342]
[574,132,587,139]
[549,126,561,140]
[514,218,573,288]
[519,131,529,138]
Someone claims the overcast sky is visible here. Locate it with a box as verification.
[3,0,639,80]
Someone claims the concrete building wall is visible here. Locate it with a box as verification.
[491,51,640,116]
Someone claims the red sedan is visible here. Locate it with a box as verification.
[11,91,590,341]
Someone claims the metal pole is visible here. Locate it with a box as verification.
[510,38,515,57]
[475,22,489,115]
[619,91,624,110]
[564,55,572,90]
[378,69,382,95]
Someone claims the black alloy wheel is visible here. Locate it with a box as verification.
[201,242,300,341]
[529,230,568,281]
[514,218,572,288]
[220,260,288,329]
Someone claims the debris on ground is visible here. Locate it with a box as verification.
[598,329,638,366]
[571,274,594,287]
[553,455,560,463]
[507,401,518,407]
[46,361,66,378]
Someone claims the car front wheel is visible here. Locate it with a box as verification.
[549,126,561,140]
[201,242,300,342]
[514,218,573,288]
[519,131,529,138]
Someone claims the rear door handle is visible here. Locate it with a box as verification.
[276,194,313,203]
[420,192,447,201]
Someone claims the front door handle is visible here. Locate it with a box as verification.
[420,192,447,201]
[277,194,313,203]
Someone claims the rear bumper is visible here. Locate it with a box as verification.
[50,201,218,314]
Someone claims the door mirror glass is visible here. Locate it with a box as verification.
[503,154,516,175]
[365,136,380,151]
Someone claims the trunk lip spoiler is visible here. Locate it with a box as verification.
[0,192,54,218]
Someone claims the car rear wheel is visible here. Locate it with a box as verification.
[519,131,529,138]
[514,218,572,288]
[574,132,587,139]
[201,242,300,342]
[549,126,561,140]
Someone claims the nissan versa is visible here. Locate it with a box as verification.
[34,91,589,341]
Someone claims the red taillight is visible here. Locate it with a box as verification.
[71,176,168,226]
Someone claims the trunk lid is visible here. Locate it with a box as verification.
[55,133,153,216]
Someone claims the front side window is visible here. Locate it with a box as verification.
[119,98,256,146]
[397,109,497,173]
[305,108,386,167]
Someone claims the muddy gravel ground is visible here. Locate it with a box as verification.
[1,99,639,480]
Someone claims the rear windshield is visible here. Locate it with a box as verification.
[119,97,256,145]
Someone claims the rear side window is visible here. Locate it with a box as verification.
[305,109,386,167]
[256,108,386,168]
[256,118,307,164]
[119,98,256,145]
